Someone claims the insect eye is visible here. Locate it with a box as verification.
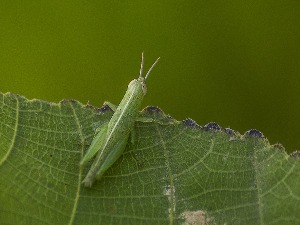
[142,83,147,95]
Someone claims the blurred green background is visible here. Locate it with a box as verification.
[0,1,299,152]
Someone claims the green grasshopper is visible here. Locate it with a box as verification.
[81,53,160,187]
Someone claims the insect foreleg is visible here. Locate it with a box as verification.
[103,101,117,112]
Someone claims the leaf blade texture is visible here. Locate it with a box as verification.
[0,92,299,225]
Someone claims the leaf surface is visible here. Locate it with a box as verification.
[0,92,299,225]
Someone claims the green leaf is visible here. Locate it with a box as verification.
[0,92,299,225]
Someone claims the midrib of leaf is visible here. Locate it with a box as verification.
[0,95,19,166]
[67,103,85,225]
[155,124,175,225]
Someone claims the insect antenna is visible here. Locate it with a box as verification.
[144,57,160,80]
[139,52,144,78]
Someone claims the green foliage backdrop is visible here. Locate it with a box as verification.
[0,1,299,151]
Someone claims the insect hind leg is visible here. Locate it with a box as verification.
[80,121,109,166]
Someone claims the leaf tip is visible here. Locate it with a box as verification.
[182,118,201,128]
[244,129,265,138]
[223,127,236,136]
[140,106,176,124]
[143,106,164,114]
[290,150,300,158]
[272,143,285,151]
[203,122,222,131]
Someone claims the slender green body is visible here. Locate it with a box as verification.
[81,53,159,187]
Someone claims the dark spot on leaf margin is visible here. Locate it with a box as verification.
[182,119,200,128]
[203,122,222,131]
[244,129,265,138]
